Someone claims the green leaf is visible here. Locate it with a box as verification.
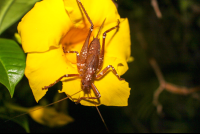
[0,38,26,97]
[0,103,30,132]
[0,0,40,35]
[0,113,30,133]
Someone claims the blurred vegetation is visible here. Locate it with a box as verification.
[1,0,200,133]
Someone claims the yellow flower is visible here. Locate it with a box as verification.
[18,0,131,106]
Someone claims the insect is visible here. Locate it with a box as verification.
[42,0,124,104]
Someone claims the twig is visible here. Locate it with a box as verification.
[135,25,200,115]
[153,85,165,116]
[149,58,200,115]
[165,83,200,95]
[149,58,165,115]
[151,0,162,18]
[149,58,165,83]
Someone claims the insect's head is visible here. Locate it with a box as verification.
[81,79,91,94]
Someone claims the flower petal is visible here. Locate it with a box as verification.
[18,0,73,53]
[102,18,131,65]
[64,0,120,28]
[25,45,77,102]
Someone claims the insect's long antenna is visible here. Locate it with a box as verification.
[95,105,110,133]
[5,90,82,122]
[89,94,110,132]
[96,18,106,38]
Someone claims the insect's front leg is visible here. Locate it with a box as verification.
[42,74,80,90]
[75,83,101,104]
[97,20,120,72]
[95,65,124,81]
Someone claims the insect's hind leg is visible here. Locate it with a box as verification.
[76,0,94,66]
[77,0,93,27]
[42,74,80,90]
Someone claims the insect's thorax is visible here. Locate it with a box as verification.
[81,38,100,93]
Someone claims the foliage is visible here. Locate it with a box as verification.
[0,38,25,97]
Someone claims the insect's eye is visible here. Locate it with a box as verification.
[82,82,85,85]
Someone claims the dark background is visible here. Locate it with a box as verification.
[1,0,200,132]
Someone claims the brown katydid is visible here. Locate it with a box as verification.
[6,0,124,132]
